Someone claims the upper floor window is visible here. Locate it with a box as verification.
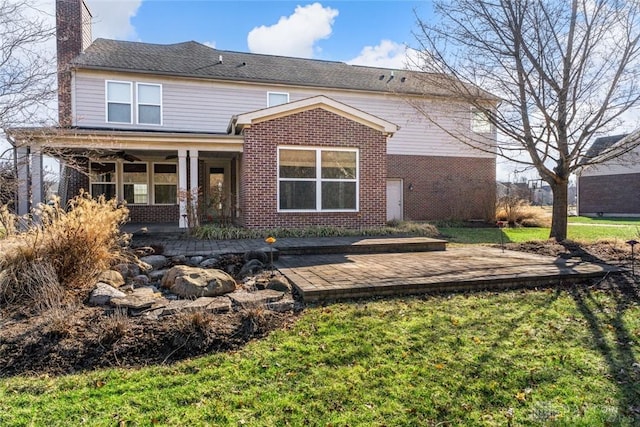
[137,83,162,125]
[278,147,358,212]
[268,92,289,107]
[471,107,492,134]
[106,81,132,123]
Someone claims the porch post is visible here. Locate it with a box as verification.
[189,149,199,227]
[178,149,188,228]
[31,146,43,207]
[16,146,30,215]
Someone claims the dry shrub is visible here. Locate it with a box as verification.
[496,197,550,227]
[0,192,131,307]
[94,309,132,345]
[0,260,64,312]
[42,306,77,338]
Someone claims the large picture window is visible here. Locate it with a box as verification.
[123,163,148,204]
[106,81,132,123]
[278,147,358,211]
[89,162,117,199]
[137,83,162,125]
[153,163,177,204]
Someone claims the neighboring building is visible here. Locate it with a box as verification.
[7,0,497,229]
[577,134,640,217]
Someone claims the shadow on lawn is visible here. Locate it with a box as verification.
[565,242,640,421]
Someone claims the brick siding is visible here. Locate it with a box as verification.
[56,0,83,127]
[240,108,387,229]
[128,205,180,223]
[387,155,496,221]
[579,173,640,215]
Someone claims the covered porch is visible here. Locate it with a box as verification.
[7,128,244,228]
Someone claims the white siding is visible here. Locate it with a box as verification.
[73,70,494,158]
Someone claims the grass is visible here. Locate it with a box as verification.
[1,289,639,426]
[441,223,640,245]
[568,216,640,225]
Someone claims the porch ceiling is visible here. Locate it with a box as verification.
[7,128,244,153]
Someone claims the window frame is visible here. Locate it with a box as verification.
[277,146,359,213]
[136,82,163,126]
[122,162,149,205]
[267,91,290,107]
[151,162,178,205]
[105,80,133,124]
[89,161,118,200]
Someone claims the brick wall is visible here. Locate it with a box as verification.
[579,173,640,215]
[240,108,387,229]
[387,155,496,221]
[56,0,82,127]
[128,205,180,223]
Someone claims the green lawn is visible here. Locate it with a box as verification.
[2,289,639,426]
[441,223,640,244]
[568,216,640,225]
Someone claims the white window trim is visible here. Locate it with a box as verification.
[267,91,290,107]
[277,146,359,213]
[105,80,133,124]
[471,107,492,134]
[122,161,149,205]
[136,82,163,126]
[89,161,118,199]
[151,161,178,205]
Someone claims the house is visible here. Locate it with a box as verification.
[577,133,640,217]
[7,0,497,229]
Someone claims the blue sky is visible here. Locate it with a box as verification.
[86,0,433,68]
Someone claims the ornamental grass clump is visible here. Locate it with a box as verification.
[0,192,131,309]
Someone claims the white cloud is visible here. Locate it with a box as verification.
[85,0,142,40]
[203,41,216,49]
[247,2,338,58]
[348,40,422,69]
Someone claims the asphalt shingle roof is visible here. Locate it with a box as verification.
[71,39,492,98]
[583,134,628,160]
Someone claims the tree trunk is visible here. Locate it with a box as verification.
[549,180,569,241]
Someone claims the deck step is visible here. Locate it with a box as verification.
[277,237,446,256]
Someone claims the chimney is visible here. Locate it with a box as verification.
[56,0,92,127]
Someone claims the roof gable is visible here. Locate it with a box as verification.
[231,95,399,135]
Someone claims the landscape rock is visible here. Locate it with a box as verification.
[184,296,232,313]
[110,287,164,310]
[266,297,295,313]
[138,261,153,273]
[162,299,190,315]
[97,270,125,288]
[148,269,168,282]
[188,256,204,266]
[160,265,236,298]
[266,277,291,292]
[89,282,126,306]
[131,274,151,286]
[243,250,268,264]
[171,255,187,265]
[229,289,284,308]
[113,263,140,279]
[140,255,168,270]
[238,259,264,278]
[199,257,220,268]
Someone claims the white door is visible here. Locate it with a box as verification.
[386,179,403,221]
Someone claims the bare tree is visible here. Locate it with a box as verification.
[412,0,640,240]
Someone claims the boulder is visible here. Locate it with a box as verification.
[140,255,168,270]
[266,277,291,293]
[148,269,168,282]
[243,250,268,264]
[171,255,187,265]
[160,265,236,298]
[89,282,126,306]
[187,256,204,266]
[110,287,165,310]
[184,296,232,313]
[229,289,284,308]
[267,297,296,313]
[131,274,151,286]
[97,270,125,288]
[199,257,220,268]
[238,259,264,278]
[113,263,140,279]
